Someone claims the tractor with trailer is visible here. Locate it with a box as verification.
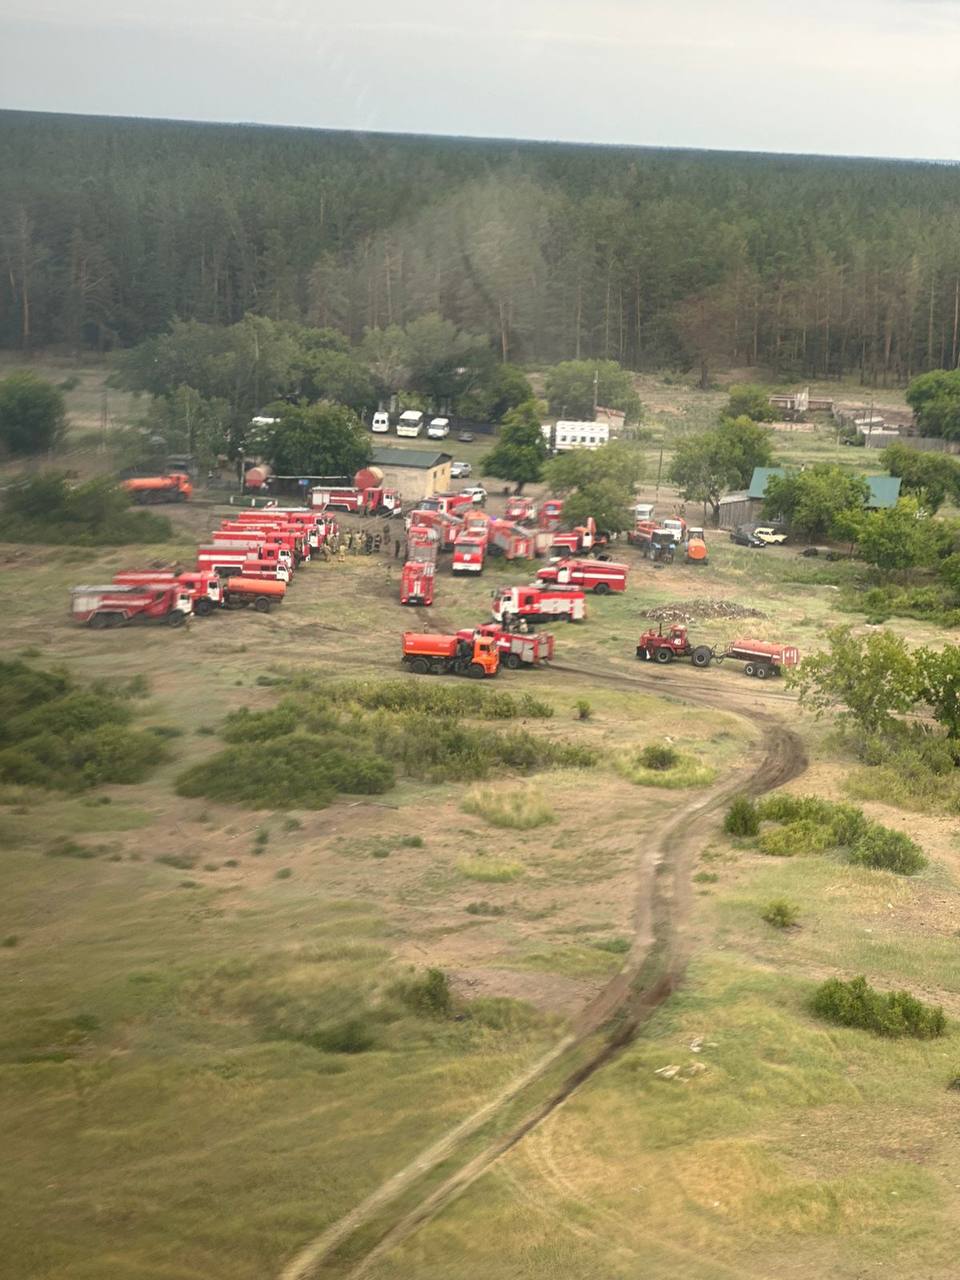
[636,624,799,678]
[458,623,554,669]
[492,584,586,626]
[70,584,192,629]
[121,473,193,504]
[536,558,628,594]
[401,631,500,678]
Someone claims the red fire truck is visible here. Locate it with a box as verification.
[196,550,290,582]
[310,485,400,515]
[491,584,586,626]
[505,496,537,523]
[70,583,192,628]
[550,516,606,557]
[113,570,222,615]
[457,623,555,669]
[538,498,564,531]
[452,529,488,573]
[400,559,435,606]
[406,508,464,551]
[487,519,535,560]
[417,492,475,519]
[536,558,628,595]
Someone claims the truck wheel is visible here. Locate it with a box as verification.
[467,663,486,679]
[593,582,610,595]
[409,658,429,675]
[743,662,755,677]
[504,653,521,670]
[167,609,186,628]
[194,598,213,617]
[254,596,271,613]
[755,664,769,679]
[692,646,713,668]
[655,648,672,664]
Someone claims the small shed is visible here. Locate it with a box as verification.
[719,468,902,529]
[370,447,452,503]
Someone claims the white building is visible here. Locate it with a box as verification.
[541,420,611,452]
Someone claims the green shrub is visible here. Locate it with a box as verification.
[575,699,592,721]
[638,743,679,771]
[849,826,927,875]
[175,733,393,809]
[399,968,453,1019]
[282,817,302,832]
[465,902,505,916]
[811,975,946,1038]
[275,867,293,879]
[45,838,98,859]
[308,1019,375,1054]
[724,795,759,837]
[155,853,197,870]
[461,785,554,830]
[399,835,423,848]
[592,936,630,954]
[1,935,18,947]
[0,472,172,545]
[617,749,715,789]
[458,858,523,883]
[761,899,800,929]
[758,819,833,858]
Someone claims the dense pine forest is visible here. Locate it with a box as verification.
[3,109,960,384]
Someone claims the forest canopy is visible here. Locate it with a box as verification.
[5,110,960,385]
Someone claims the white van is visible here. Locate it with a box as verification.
[371,411,391,433]
[397,410,424,438]
[427,417,450,439]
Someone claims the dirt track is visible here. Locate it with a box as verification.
[278,663,807,1280]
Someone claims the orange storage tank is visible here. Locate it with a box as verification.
[685,537,708,563]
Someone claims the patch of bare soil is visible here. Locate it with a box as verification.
[448,968,601,1018]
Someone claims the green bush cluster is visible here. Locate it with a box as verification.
[182,681,590,808]
[724,793,926,875]
[811,975,946,1039]
[845,584,960,628]
[0,473,172,546]
[0,660,166,791]
[761,899,800,929]
[289,677,553,720]
[396,968,454,1019]
[638,744,679,771]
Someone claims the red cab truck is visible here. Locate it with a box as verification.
[196,550,290,582]
[400,559,435,606]
[451,529,487,573]
[491,584,586,626]
[70,583,192,628]
[457,624,554,669]
[113,570,222,615]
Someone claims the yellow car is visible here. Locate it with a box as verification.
[752,525,788,546]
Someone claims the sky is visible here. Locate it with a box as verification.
[1,0,959,160]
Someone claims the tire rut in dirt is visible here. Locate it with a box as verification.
[279,666,807,1280]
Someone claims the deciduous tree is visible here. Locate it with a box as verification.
[789,627,917,733]
[264,402,370,478]
[763,465,869,540]
[0,373,66,456]
[669,416,773,523]
[480,401,548,493]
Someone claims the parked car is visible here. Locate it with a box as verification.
[427,417,450,439]
[457,431,475,443]
[461,485,487,505]
[450,460,472,479]
[371,411,391,433]
[752,524,788,545]
[730,525,766,548]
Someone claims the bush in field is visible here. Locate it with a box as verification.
[617,747,715,789]
[0,661,166,791]
[305,679,553,720]
[749,793,925,875]
[398,968,453,1019]
[638,744,678,771]
[811,975,946,1039]
[461,785,554,829]
[761,899,800,929]
[0,472,172,545]
[848,825,928,876]
[176,733,392,809]
[724,795,759,837]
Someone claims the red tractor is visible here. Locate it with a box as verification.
[636,624,713,667]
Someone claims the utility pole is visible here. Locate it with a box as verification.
[592,367,599,418]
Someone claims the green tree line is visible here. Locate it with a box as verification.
[6,110,960,383]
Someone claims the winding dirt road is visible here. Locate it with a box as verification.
[278,662,808,1280]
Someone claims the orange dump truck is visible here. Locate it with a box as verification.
[401,631,499,678]
[121,473,193,504]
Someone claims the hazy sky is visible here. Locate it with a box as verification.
[2,0,959,159]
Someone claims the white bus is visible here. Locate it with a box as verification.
[541,420,610,452]
[397,410,425,438]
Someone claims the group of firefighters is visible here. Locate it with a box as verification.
[313,520,406,564]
